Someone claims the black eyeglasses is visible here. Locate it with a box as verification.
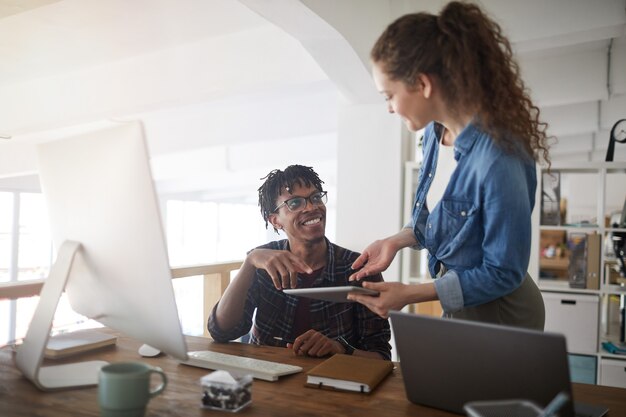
[273,191,328,213]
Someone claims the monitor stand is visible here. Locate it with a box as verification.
[15,240,108,391]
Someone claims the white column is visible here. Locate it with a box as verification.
[335,103,408,282]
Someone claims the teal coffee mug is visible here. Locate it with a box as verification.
[98,361,167,417]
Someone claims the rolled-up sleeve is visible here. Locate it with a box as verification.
[434,269,464,313]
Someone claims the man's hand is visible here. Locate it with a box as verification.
[248,249,312,290]
[288,329,344,357]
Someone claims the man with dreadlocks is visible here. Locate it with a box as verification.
[208,165,391,360]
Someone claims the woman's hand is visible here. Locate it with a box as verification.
[348,281,437,319]
[349,229,417,281]
[347,281,410,318]
[288,329,343,357]
[349,239,398,281]
[247,249,312,290]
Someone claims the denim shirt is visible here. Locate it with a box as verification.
[410,121,536,313]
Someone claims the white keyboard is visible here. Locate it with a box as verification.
[181,350,303,382]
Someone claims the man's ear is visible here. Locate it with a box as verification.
[415,73,433,99]
[268,214,282,230]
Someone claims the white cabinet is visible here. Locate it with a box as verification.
[543,292,599,354]
[534,162,626,386]
[600,358,626,388]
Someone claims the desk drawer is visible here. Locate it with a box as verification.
[543,292,599,354]
[600,358,626,388]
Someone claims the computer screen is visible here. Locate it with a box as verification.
[16,121,188,390]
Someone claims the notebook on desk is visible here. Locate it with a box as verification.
[389,311,608,417]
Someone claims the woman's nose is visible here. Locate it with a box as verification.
[387,103,394,114]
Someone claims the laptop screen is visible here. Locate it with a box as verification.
[390,311,607,417]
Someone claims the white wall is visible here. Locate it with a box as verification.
[336,104,407,281]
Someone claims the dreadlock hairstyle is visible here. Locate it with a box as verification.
[258,164,325,233]
[371,1,551,167]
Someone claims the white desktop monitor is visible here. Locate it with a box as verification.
[16,121,188,390]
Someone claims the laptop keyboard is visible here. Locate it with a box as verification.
[180,350,302,382]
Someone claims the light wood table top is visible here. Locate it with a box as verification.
[1,330,625,416]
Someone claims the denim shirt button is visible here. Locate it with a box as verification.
[428,223,432,229]
[415,202,420,207]
[428,172,432,177]
[461,210,467,217]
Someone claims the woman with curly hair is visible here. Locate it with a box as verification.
[349,1,550,330]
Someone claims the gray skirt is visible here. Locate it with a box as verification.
[446,273,545,331]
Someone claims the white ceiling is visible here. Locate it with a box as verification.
[0,0,625,198]
[0,0,267,84]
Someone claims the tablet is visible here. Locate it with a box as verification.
[283,286,379,303]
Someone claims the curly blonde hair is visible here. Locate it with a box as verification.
[371,1,550,166]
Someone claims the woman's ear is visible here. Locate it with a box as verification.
[415,73,433,99]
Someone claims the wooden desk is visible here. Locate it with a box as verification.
[1,331,625,417]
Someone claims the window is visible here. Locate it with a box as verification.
[165,200,268,335]
[2,191,335,342]
[0,192,14,344]
[17,193,52,281]
[0,192,14,283]
[0,191,54,345]
[166,200,268,266]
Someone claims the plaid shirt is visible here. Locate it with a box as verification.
[208,238,392,360]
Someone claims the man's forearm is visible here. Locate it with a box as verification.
[212,258,256,330]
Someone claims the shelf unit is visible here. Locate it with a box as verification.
[534,161,626,388]
[400,162,442,316]
[401,162,425,284]
[401,160,626,387]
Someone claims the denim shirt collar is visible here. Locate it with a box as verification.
[434,120,481,160]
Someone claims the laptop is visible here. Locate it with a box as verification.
[389,311,609,417]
